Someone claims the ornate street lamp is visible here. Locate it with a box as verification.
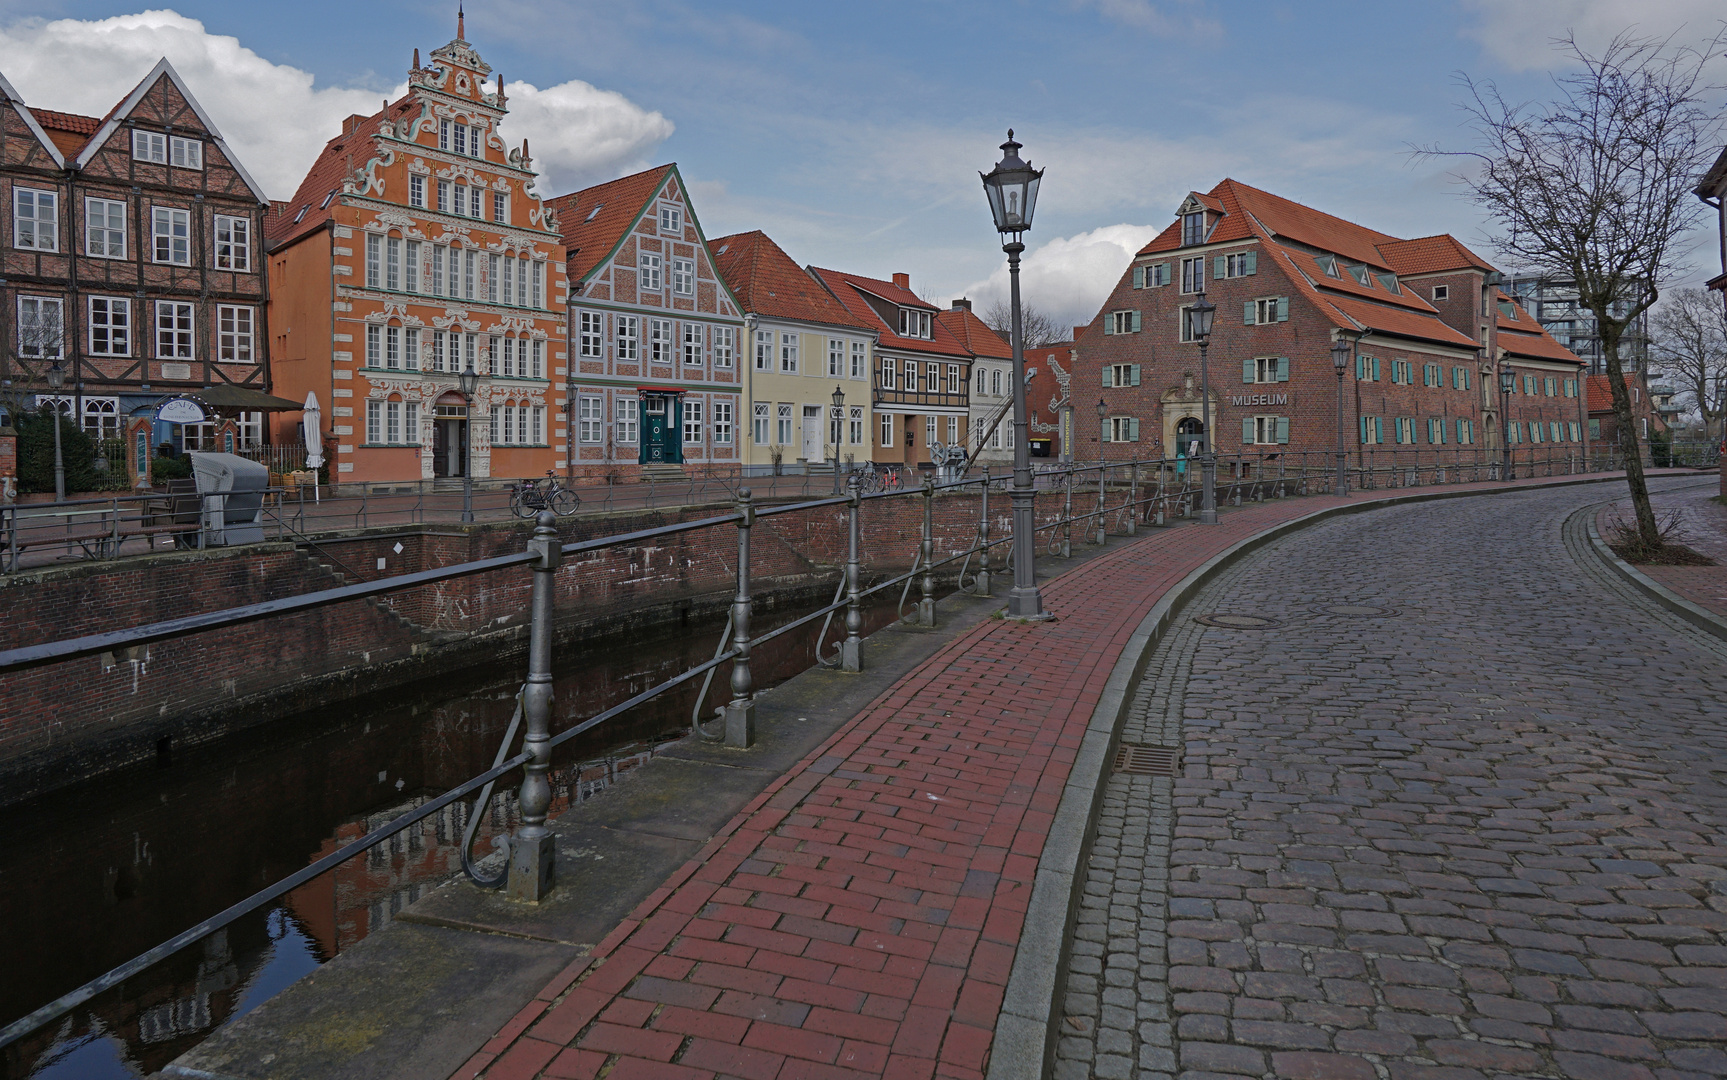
[459,362,480,521]
[1330,336,1353,498]
[1095,397,1106,451]
[980,129,1047,619]
[44,360,66,501]
[831,384,845,495]
[1189,291,1217,524]
[1498,361,1516,482]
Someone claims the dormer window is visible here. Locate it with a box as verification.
[1316,255,1340,278]
[1348,265,1370,285]
[585,203,604,222]
[899,308,932,339]
[1374,272,1399,294]
[659,206,682,233]
[1181,211,1207,246]
[1498,300,1517,319]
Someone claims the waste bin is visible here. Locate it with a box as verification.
[189,452,268,545]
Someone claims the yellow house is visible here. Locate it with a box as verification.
[711,231,875,475]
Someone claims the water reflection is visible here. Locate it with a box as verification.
[2,586,911,1078]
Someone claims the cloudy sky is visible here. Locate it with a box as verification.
[0,0,1721,331]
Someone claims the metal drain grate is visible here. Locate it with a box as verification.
[1195,613,1280,629]
[1114,743,1182,776]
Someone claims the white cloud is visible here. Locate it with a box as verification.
[957,224,1163,334]
[1068,0,1222,38]
[0,9,672,200]
[1459,0,1727,72]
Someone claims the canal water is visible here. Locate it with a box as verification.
[0,583,926,1079]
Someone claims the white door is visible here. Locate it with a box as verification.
[801,405,822,461]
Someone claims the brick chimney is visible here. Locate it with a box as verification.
[342,114,369,136]
[951,298,972,312]
[892,272,910,289]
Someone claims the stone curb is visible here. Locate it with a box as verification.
[1584,509,1727,643]
[986,470,1644,1080]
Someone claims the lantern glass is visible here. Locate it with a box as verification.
[1331,339,1351,374]
[1189,294,1215,340]
[1499,367,1515,393]
[832,385,845,409]
[459,363,479,397]
[44,361,65,390]
[980,130,1043,235]
[1096,398,1106,419]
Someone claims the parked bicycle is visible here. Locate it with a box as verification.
[510,471,581,518]
[855,463,903,494]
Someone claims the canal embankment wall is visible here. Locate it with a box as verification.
[0,487,1093,803]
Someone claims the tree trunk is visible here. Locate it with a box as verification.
[1601,325,1659,546]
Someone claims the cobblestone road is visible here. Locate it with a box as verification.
[1058,477,1727,1080]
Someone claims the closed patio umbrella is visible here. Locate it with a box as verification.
[302,391,323,502]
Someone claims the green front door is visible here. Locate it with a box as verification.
[639,395,683,464]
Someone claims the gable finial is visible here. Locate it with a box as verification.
[413,48,420,69]
[457,3,465,40]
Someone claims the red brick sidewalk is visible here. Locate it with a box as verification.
[457,474,1646,1080]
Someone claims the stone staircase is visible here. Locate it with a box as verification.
[294,548,440,648]
[640,464,686,483]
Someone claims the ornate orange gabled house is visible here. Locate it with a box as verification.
[265,14,568,489]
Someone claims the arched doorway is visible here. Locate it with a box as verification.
[432,392,468,478]
[1175,417,1205,460]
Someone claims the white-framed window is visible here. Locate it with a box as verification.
[926,415,938,445]
[780,332,798,373]
[1246,297,1289,325]
[495,335,513,377]
[829,339,844,377]
[1432,285,1449,302]
[532,406,543,444]
[849,406,863,445]
[672,257,695,296]
[217,305,254,362]
[79,396,121,439]
[366,324,381,367]
[992,369,1003,395]
[390,238,407,292]
[851,341,865,378]
[1222,252,1256,278]
[405,327,421,371]
[470,185,483,218]
[365,233,381,288]
[1109,310,1140,335]
[684,401,703,444]
[132,129,167,163]
[430,245,445,295]
[88,297,130,356]
[207,214,250,271]
[1245,415,1290,445]
[777,402,793,444]
[713,400,733,445]
[436,179,451,214]
[878,356,896,391]
[1106,416,1139,443]
[166,135,202,170]
[617,316,639,361]
[905,360,919,392]
[880,412,894,448]
[1246,356,1285,383]
[946,415,959,443]
[659,205,682,233]
[947,364,961,393]
[430,330,447,372]
[977,367,988,395]
[409,174,425,209]
[493,191,508,223]
[1181,256,1204,293]
[531,261,543,308]
[650,318,674,363]
[386,399,403,443]
[683,323,704,365]
[501,258,514,307]
[579,312,602,357]
[486,254,500,303]
[713,325,734,368]
[1569,420,1581,441]
[18,295,64,358]
[898,308,931,339]
[638,252,662,291]
[615,397,638,442]
[463,247,476,298]
[14,188,58,252]
[152,207,190,265]
[1181,211,1206,246]
[754,329,773,370]
[530,338,544,378]
[1457,418,1474,444]
[155,300,193,359]
[85,197,125,258]
[366,400,381,444]
[579,395,603,442]
[753,402,770,444]
[404,240,420,293]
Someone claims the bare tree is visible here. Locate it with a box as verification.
[1650,288,1727,439]
[981,297,1062,348]
[1421,30,1725,547]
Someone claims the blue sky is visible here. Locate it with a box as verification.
[0,0,1718,327]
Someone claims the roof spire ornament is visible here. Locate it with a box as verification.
[457,2,465,41]
[413,48,420,69]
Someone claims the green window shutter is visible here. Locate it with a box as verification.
[1356,355,1365,380]
[1371,357,1381,381]
[1102,366,1112,388]
[1393,418,1402,444]
[1157,262,1170,286]
[1244,251,1257,275]
[1464,368,1470,389]
[1243,301,1256,325]
[1101,422,1111,443]
[1214,256,1226,279]
[1275,416,1290,444]
[1103,316,1114,336]
[1133,266,1145,289]
[1277,357,1290,382]
[1373,417,1382,442]
[1130,364,1141,386]
[1276,297,1289,322]
[1129,417,1140,442]
[1360,416,1368,443]
[1243,357,1256,383]
[1131,310,1142,333]
[1242,417,1255,444]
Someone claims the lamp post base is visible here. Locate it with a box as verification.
[1005,587,1051,621]
[506,831,554,903]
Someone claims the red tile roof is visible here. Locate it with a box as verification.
[807,266,971,357]
[1379,234,1495,276]
[267,97,419,250]
[1495,292,1583,365]
[30,107,100,158]
[545,165,675,283]
[1586,373,1647,414]
[1284,245,1440,315]
[1324,293,1480,349]
[1143,179,1400,269]
[709,230,867,330]
[937,306,1013,360]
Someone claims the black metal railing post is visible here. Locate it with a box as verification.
[916,475,936,626]
[507,510,559,903]
[724,489,756,747]
[842,475,863,672]
[975,471,992,596]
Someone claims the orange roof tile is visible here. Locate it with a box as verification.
[1586,373,1648,413]
[1324,293,1480,349]
[1494,292,1583,365]
[30,107,100,158]
[709,230,869,331]
[1378,234,1495,276]
[1143,179,1400,270]
[545,165,675,283]
[266,97,419,250]
[1283,245,1440,316]
[937,306,1013,360]
[807,266,971,358]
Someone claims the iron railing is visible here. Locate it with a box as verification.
[0,443,1647,1047]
